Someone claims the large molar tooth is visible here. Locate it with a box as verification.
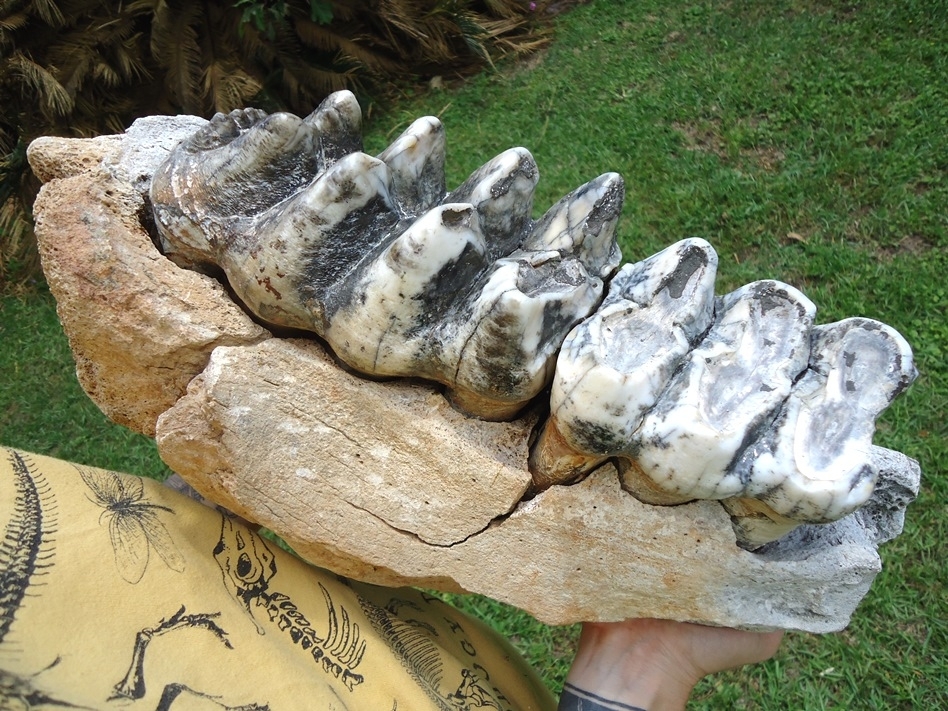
[522,172,624,279]
[324,203,488,377]
[618,280,816,505]
[224,152,397,332]
[377,116,447,218]
[446,147,538,259]
[446,251,605,420]
[722,317,918,549]
[151,109,321,262]
[305,89,363,167]
[530,238,718,489]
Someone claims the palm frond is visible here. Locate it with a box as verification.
[31,0,65,27]
[293,17,402,73]
[204,61,262,113]
[0,10,27,31]
[150,0,205,113]
[4,51,73,118]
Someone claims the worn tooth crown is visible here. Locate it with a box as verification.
[722,317,917,548]
[618,280,816,505]
[530,238,718,487]
[152,91,918,548]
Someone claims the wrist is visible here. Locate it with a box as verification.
[561,622,700,711]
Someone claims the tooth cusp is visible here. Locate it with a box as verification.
[151,93,918,550]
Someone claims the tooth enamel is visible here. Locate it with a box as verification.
[721,317,917,548]
[446,147,538,258]
[305,90,363,167]
[377,116,446,216]
[618,280,816,505]
[149,93,918,549]
[530,238,718,488]
[325,203,488,376]
[447,252,604,419]
[522,172,624,279]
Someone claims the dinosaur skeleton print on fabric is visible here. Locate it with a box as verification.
[0,448,555,710]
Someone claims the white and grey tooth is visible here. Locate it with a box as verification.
[721,317,917,548]
[151,90,624,420]
[151,90,918,549]
[530,238,719,488]
[618,280,817,506]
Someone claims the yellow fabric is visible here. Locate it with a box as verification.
[0,448,556,710]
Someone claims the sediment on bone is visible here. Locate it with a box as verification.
[529,238,719,489]
[618,280,816,506]
[722,317,917,549]
[151,93,623,420]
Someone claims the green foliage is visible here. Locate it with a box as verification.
[235,0,335,39]
[0,0,551,293]
[3,1,946,707]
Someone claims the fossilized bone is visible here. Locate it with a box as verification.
[149,91,917,550]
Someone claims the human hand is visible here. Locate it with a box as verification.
[560,618,784,711]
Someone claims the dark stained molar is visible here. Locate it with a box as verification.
[152,91,623,421]
[151,91,917,548]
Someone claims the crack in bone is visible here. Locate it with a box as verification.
[149,91,918,550]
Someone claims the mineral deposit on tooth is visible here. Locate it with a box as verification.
[27,97,921,632]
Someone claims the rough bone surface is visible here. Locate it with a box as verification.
[26,103,921,632]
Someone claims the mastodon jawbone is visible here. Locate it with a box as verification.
[25,94,920,630]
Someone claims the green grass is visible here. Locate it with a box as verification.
[2,0,946,706]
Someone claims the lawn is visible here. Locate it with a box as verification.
[2,0,946,706]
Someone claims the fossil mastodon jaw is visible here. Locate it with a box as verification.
[25,102,921,630]
[149,92,917,549]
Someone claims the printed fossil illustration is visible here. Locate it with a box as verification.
[0,450,56,644]
[150,91,917,549]
[213,517,366,692]
[77,466,185,584]
[109,604,269,710]
[0,449,69,709]
[359,594,511,711]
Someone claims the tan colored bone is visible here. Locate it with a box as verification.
[25,123,920,632]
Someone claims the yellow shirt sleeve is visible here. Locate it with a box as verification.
[0,447,556,711]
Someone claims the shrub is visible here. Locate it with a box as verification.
[0,0,550,292]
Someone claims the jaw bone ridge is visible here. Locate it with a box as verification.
[151,91,918,548]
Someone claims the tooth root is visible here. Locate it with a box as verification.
[447,252,604,420]
[447,147,539,260]
[522,172,624,279]
[306,90,363,167]
[377,116,447,217]
[619,280,816,505]
[722,317,918,549]
[529,417,608,490]
[325,203,488,377]
[530,239,718,490]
